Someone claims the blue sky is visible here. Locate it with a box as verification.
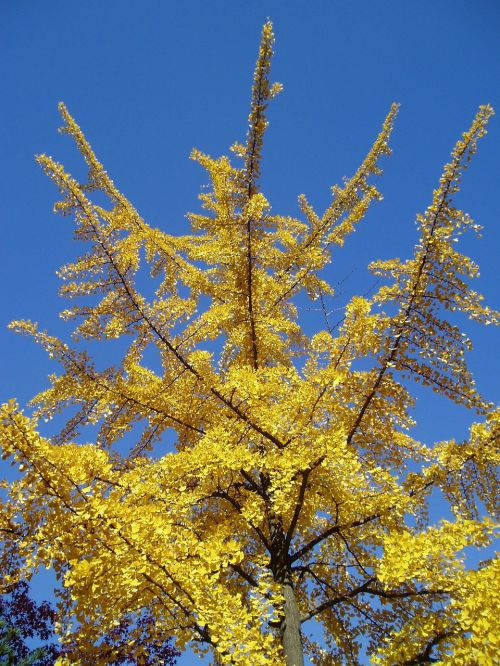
[1,1,499,663]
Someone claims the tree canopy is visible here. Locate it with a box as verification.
[1,21,498,666]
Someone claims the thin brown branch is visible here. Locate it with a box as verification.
[290,512,381,564]
[284,468,312,550]
[301,578,375,623]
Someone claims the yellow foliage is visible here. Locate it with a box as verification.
[1,21,498,666]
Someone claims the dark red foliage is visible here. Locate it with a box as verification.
[0,581,180,665]
[0,580,59,665]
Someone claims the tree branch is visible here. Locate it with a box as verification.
[301,578,375,623]
[290,512,381,564]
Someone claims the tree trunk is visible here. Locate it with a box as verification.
[280,581,304,666]
[266,503,305,666]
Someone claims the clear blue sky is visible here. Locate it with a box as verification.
[1,1,499,664]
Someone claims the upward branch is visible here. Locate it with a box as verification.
[244,21,280,369]
[346,104,494,447]
[244,21,279,194]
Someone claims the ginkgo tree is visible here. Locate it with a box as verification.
[1,21,499,666]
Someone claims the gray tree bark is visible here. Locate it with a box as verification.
[280,581,304,666]
[262,471,305,666]
[267,511,305,665]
